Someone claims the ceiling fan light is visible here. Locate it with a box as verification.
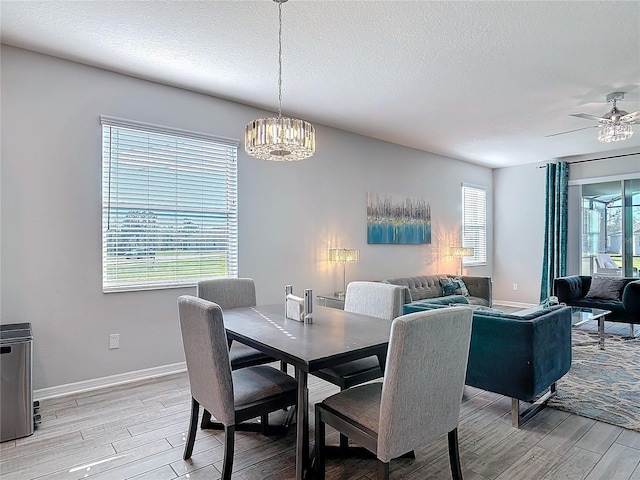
[597,122,633,143]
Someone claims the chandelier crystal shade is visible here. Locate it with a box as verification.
[597,122,634,143]
[245,117,315,161]
[245,0,316,162]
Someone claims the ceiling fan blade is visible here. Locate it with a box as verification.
[569,113,605,121]
[545,125,598,138]
[621,110,640,124]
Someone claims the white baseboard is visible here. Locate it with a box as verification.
[34,362,187,401]
[493,300,537,309]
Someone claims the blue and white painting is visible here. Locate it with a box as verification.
[367,193,431,244]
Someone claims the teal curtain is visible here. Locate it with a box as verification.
[540,162,569,303]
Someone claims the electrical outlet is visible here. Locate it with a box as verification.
[512,283,518,291]
[109,334,120,349]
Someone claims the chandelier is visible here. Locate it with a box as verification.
[245,0,316,161]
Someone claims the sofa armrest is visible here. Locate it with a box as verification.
[459,275,492,306]
[553,275,591,303]
[622,280,640,320]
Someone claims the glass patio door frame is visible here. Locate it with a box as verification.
[571,174,639,279]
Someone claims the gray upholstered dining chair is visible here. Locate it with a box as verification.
[197,278,290,430]
[313,281,405,389]
[313,281,407,449]
[197,278,276,370]
[178,295,297,480]
[315,307,473,480]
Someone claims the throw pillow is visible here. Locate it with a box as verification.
[453,276,470,296]
[440,277,470,297]
[584,277,627,301]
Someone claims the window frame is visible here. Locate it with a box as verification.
[101,115,239,293]
[461,183,487,267]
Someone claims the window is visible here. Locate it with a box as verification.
[462,184,487,266]
[101,116,238,292]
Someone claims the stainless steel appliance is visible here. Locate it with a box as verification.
[1,323,37,442]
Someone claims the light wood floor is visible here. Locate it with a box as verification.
[2,316,639,480]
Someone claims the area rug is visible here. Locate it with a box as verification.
[547,330,640,432]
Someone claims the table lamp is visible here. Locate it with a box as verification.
[329,248,359,298]
[450,247,473,276]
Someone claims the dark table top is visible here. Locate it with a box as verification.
[223,304,392,372]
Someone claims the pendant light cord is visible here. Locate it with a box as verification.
[277,1,283,118]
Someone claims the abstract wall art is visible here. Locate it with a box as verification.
[367,192,431,244]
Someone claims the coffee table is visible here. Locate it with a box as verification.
[571,307,611,350]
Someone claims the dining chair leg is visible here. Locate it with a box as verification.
[338,385,349,450]
[200,408,212,428]
[222,425,235,480]
[377,459,390,480]
[261,413,269,435]
[314,405,326,480]
[448,428,463,480]
[183,397,199,460]
[340,433,349,449]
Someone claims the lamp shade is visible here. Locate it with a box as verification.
[450,247,474,257]
[329,248,359,264]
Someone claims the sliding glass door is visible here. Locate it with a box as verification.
[580,178,640,278]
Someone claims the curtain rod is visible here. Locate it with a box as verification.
[536,151,639,168]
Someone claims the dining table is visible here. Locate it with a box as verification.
[222,303,393,480]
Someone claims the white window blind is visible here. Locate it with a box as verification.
[462,184,487,266]
[101,116,238,292]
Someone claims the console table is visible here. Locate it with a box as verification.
[317,293,345,309]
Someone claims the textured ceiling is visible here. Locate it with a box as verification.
[2,0,639,168]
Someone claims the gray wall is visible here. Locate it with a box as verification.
[492,162,548,304]
[1,46,492,390]
[492,152,640,305]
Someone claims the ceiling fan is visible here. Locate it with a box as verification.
[547,92,639,142]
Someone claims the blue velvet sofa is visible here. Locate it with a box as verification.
[553,276,640,336]
[403,300,572,427]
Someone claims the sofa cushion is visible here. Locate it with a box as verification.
[584,277,628,301]
[418,295,469,306]
[440,276,470,297]
[401,293,488,309]
[466,296,490,307]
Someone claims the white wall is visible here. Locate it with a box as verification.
[568,151,639,181]
[493,152,640,305]
[1,46,492,390]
